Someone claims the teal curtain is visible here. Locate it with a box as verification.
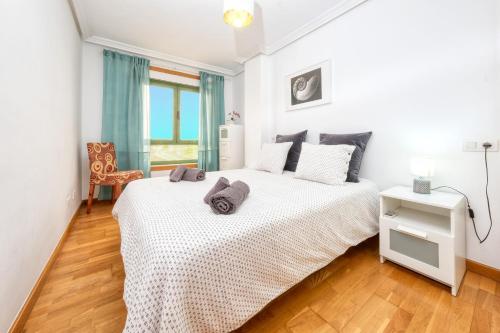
[99,50,150,200]
[198,72,225,171]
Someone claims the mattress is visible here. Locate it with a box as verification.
[113,168,379,332]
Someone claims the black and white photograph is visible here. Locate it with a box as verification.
[291,67,322,105]
[286,60,332,111]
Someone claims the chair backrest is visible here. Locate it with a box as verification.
[87,143,118,176]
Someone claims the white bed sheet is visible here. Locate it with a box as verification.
[113,168,379,332]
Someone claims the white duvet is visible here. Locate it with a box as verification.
[113,168,379,333]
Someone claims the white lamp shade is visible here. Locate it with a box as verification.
[223,0,254,28]
[411,158,435,178]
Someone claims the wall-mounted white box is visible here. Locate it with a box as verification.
[463,139,498,152]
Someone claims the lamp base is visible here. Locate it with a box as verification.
[413,178,431,194]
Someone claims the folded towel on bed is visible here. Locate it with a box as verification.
[209,180,250,215]
[182,168,206,182]
[169,166,187,182]
[204,177,230,204]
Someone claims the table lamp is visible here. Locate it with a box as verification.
[411,158,434,194]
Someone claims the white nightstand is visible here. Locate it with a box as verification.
[379,186,466,296]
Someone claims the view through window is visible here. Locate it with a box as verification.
[150,79,200,165]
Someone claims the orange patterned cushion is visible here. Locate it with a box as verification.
[92,170,143,185]
[87,142,144,185]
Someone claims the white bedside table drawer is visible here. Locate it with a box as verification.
[380,217,454,284]
[390,228,439,267]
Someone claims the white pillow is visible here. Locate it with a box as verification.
[294,143,355,185]
[254,142,293,174]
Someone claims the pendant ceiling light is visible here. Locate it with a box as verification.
[223,0,254,28]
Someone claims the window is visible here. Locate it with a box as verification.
[149,79,200,165]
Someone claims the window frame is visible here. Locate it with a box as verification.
[149,79,200,165]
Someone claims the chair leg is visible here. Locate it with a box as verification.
[87,183,95,214]
[112,184,122,203]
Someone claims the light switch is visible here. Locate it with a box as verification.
[463,141,477,151]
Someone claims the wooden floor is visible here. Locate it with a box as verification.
[23,202,500,333]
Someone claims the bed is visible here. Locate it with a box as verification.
[112,168,379,332]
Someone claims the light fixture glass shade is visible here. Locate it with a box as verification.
[223,0,254,28]
[411,158,435,178]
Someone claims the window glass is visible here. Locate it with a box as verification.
[149,81,199,165]
[150,85,174,140]
[179,90,199,141]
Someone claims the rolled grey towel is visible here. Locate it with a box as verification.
[209,180,250,215]
[169,165,187,182]
[182,168,206,182]
[204,177,230,204]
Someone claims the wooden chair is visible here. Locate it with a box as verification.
[86,142,144,213]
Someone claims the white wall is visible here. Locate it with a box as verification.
[0,0,82,331]
[81,43,240,197]
[232,71,245,125]
[244,0,500,268]
[244,55,274,167]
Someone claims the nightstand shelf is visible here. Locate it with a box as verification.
[379,186,466,296]
[387,207,451,236]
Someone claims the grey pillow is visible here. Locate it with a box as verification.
[276,130,308,172]
[319,132,372,183]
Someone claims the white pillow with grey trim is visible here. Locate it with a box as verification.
[294,143,356,185]
[254,142,294,174]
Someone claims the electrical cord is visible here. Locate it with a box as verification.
[431,145,493,243]
[481,145,493,243]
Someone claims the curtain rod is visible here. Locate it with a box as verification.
[150,66,200,80]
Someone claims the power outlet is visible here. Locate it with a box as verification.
[463,139,499,152]
[66,189,76,202]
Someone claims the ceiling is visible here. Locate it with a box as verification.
[72,0,364,74]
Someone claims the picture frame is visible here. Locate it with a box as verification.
[285,60,332,111]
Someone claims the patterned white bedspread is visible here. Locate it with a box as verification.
[113,168,379,333]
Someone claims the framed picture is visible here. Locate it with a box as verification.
[285,60,332,111]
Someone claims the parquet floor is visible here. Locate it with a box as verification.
[23,201,500,332]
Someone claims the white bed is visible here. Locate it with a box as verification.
[113,168,379,332]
